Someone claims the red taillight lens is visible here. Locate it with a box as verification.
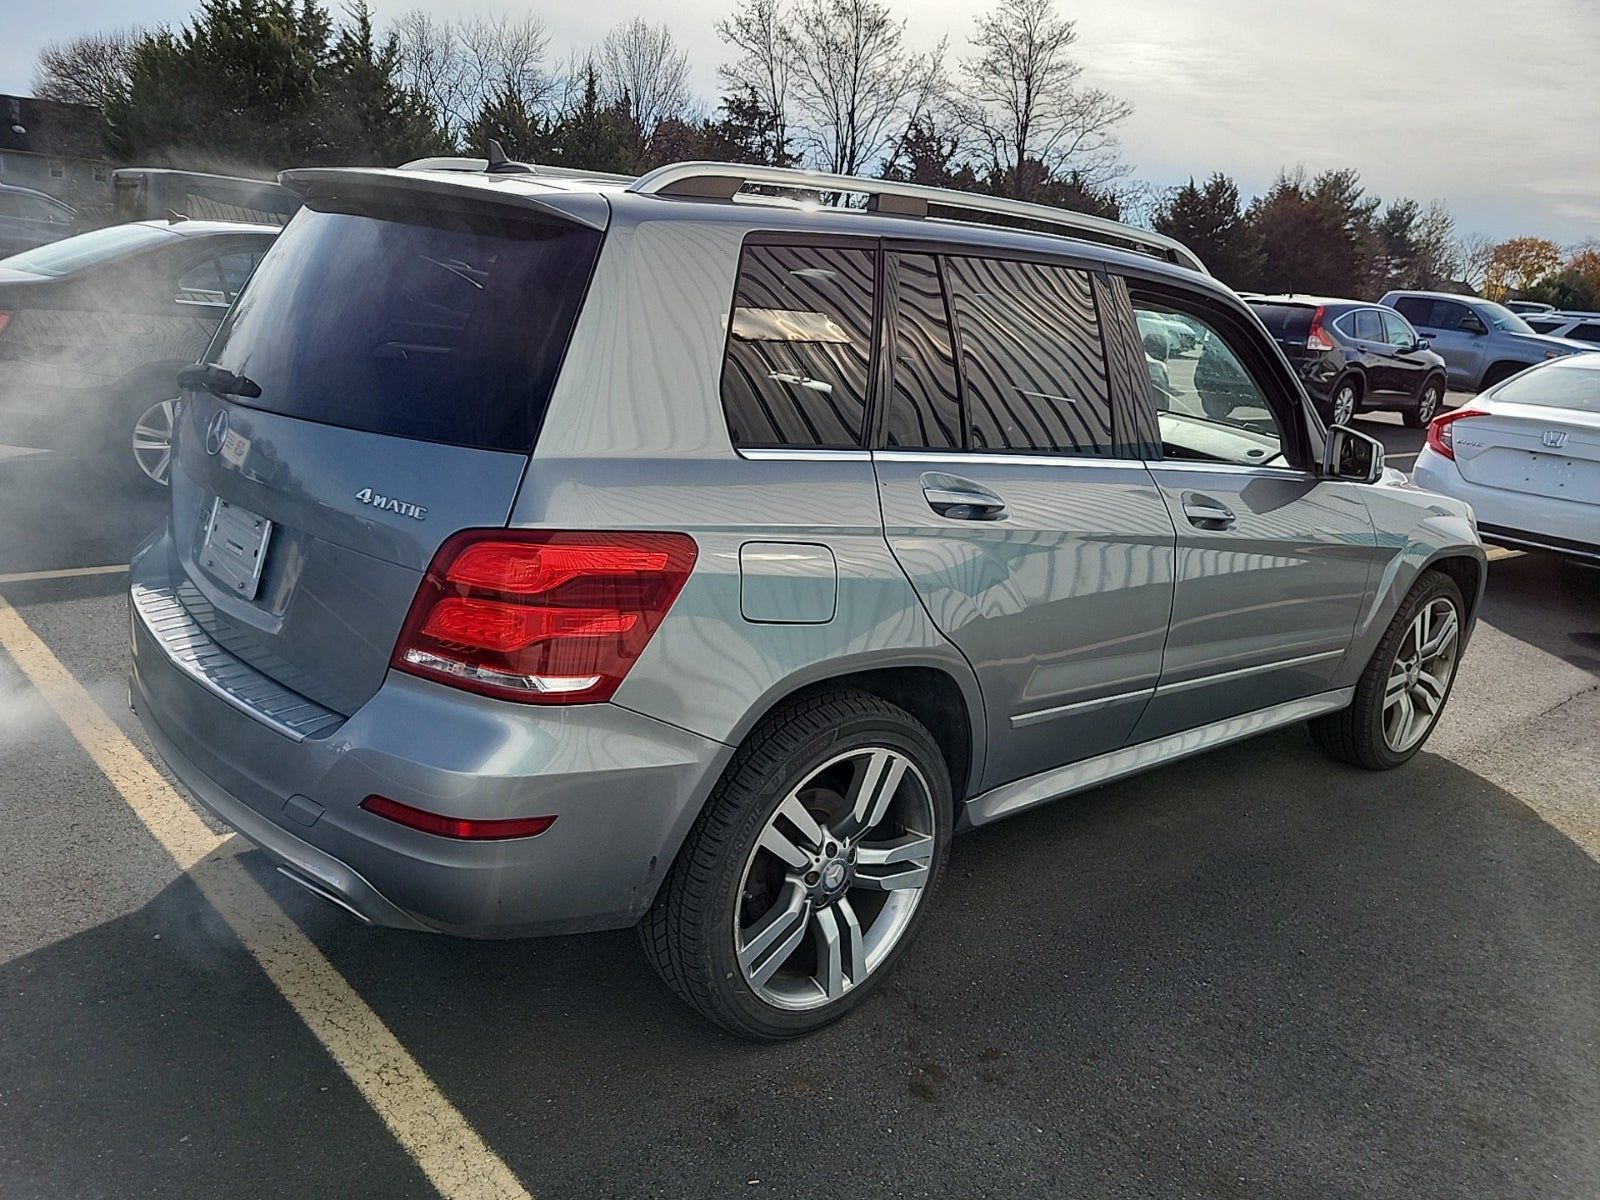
[392,530,698,704]
[1425,408,1487,461]
[1306,306,1335,352]
[360,794,556,840]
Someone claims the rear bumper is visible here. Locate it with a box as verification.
[1411,447,1599,556]
[129,536,732,937]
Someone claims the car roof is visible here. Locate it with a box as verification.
[1246,293,1371,309]
[133,218,281,237]
[1383,289,1483,303]
[0,181,73,205]
[277,163,1219,297]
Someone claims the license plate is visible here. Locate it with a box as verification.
[202,498,273,599]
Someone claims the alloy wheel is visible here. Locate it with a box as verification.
[1417,383,1440,424]
[1332,385,1357,426]
[734,747,937,1011]
[1383,597,1461,753]
[132,398,178,486]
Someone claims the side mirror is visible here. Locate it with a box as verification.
[1460,316,1487,336]
[1415,336,1431,351]
[1322,424,1385,484]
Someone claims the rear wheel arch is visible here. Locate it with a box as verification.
[1480,360,1525,390]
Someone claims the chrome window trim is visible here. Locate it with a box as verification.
[1144,459,1314,480]
[967,688,1355,826]
[1154,648,1345,697]
[737,447,873,462]
[872,449,1147,470]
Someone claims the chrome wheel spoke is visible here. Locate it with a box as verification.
[1421,609,1458,659]
[842,748,908,837]
[1383,597,1461,752]
[737,882,810,986]
[758,795,825,869]
[813,900,865,1001]
[132,399,177,485]
[1413,668,1447,711]
[854,832,934,891]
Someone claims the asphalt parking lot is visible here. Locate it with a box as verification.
[1,407,1597,1200]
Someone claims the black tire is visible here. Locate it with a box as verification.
[640,688,953,1040]
[1403,374,1445,428]
[1310,571,1466,769]
[1479,361,1524,391]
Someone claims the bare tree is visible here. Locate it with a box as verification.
[783,0,940,176]
[392,11,551,144]
[716,0,793,164]
[32,28,140,110]
[957,0,1131,197]
[597,18,692,137]
[1452,231,1497,291]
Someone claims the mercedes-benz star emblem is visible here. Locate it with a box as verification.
[205,410,229,456]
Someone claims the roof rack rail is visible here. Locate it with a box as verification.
[627,161,1207,274]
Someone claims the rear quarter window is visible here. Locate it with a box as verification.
[206,198,602,452]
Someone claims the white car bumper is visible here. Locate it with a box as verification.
[1412,446,1600,560]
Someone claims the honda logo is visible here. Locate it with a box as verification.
[1542,430,1568,449]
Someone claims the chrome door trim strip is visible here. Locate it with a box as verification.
[738,447,873,462]
[966,688,1354,827]
[873,450,1147,470]
[1153,648,1345,696]
[1010,686,1156,728]
[1144,460,1314,480]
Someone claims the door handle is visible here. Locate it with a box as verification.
[921,473,1008,521]
[1181,492,1236,530]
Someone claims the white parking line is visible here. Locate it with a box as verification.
[0,564,129,585]
[0,596,531,1200]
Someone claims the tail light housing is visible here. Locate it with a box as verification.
[1305,306,1335,352]
[1425,408,1486,461]
[392,530,698,704]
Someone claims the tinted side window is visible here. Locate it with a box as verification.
[1525,319,1562,334]
[1569,322,1600,344]
[720,242,877,448]
[884,253,961,450]
[1392,297,1433,326]
[1431,300,1471,330]
[1353,310,1382,341]
[945,256,1114,455]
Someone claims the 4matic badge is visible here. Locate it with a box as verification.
[355,487,428,520]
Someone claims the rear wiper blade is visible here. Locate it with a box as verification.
[177,361,262,399]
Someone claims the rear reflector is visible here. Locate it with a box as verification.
[392,529,697,704]
[360,794,556,840]
[1425,408,1487,461]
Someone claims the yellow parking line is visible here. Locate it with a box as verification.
[0,564,129,585]
[0,597,531,1200]
[1485,546,1524,562]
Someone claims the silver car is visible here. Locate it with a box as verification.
[130,160,1486,1039]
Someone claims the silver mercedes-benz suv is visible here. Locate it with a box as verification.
[129,157,1485,1038]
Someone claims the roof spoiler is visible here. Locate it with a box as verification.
[277,167,610,231]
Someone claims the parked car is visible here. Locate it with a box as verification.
[128,160,1485,1039]
[1413,353,1600,561]
[1523,311,1600,345]
[1247,295,1449,427]
[0,218,277,485]
[0,182,79,257]
[1380,290,1595,392]
[1504,300,1555,315]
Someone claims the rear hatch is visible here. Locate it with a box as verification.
[1247,301,1316,363]
[163,172,605,715]
[1452,364,1600,504]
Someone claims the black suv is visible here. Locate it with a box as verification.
[1247,295,1448,427]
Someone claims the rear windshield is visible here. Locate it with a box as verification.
[1492,359,1600,413]
[1248,303,1315,339]
[206,195,602,452]
[1,222,175,276]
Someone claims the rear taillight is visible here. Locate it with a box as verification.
[1425,408,1487,461]
[392,530,697,704]
[1306,306,1335,352]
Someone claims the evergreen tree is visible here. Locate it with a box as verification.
[551,65,646,174]
[324,1,449,164]
[1152,174,1261,288]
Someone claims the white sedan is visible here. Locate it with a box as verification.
[1412,354,1599,560]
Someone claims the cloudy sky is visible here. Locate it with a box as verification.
[6,0,1598,242]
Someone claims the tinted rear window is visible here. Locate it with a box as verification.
[1248,303,1315,339]
[207,196,602,452]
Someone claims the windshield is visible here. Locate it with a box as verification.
[0,222,175,276]
[1480,301,1535,334]
[206,196,603,452]
[1492,359,1600,413]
